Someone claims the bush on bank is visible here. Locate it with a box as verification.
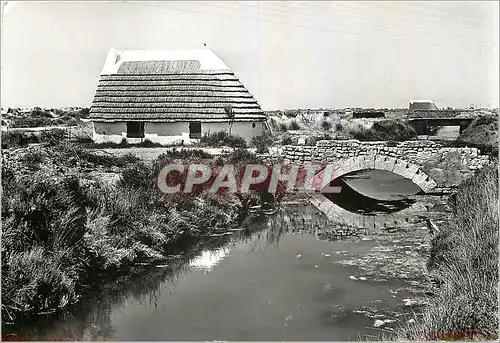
[350,119,417,141]
[443,115,499,158]
[250,132,274,154]
[1,143,276,323]
[399,164,499,340]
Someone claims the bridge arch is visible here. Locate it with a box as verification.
[312,155,438,193]
[309,193,426,231]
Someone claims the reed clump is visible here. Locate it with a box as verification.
[397,164,498,340]
[1,143,252,323]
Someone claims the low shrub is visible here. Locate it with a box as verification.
[10,117,54,128]
[80,139,131,149]
[40,129,66,145]
[454,115,498,158]
[2,132,40,148]
[53,145,139,168]
[200,131,246,148]
[279,123,288,132]
[118,162,153,191]
[161,148,213,160]
[321,120,332,131]
[251,133,273,154]
[350,120,417,141]
[289,120,300,130]
[137,139,163,148]
[281,135,293,145]
[21,151,44,170]
[75,136,93,145]
[31,107,53,119]
[226,148,259,164]
[78,108,90,118]
[305,134,333,146]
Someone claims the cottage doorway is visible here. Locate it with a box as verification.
[127,122,145,138]
[189,122,201,139]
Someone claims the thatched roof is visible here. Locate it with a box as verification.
[90,48,266,122]
[409,100,438,110]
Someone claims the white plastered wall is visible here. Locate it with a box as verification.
[92,121,266,145]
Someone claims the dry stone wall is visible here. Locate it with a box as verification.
[280,140,489,192]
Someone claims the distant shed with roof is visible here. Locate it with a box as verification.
[89,48,267,145]
[409,100,438,110]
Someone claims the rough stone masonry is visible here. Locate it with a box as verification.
[279,140,490,193]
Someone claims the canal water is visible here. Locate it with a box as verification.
[5,171,450,341]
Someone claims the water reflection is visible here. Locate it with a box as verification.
[189,247,232,271]
[325,177,415,215]
[342,170,422,202]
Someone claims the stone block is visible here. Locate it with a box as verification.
[374,155,397,171]
[412,170,437,193]
[392,159,420,180]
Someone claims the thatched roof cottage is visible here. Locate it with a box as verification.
[89,48,267,145]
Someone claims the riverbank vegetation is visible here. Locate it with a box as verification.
[398,164,498,340]
[344,119,417,141]
[1,142,281,324]
[199,131,247,148]
[446,114,499,157]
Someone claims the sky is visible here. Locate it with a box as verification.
[1,1,498,110]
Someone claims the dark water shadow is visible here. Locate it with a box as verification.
[324,177,415,215]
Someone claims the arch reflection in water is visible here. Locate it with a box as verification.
[327,169,422,208]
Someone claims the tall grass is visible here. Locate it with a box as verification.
[1,143,275,322]
[250,132,273,154]
[445,115,499,158]
[350,120,417,141]
[1,173,88,321]
[398,165,498,340]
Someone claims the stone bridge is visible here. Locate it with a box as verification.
[279,140,489,193]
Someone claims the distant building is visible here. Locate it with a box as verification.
[409,100,438,110]
[89,48,267,145]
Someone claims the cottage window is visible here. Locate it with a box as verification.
[127,122,145,138]
[252,123,256,128]
[189,122,201,139]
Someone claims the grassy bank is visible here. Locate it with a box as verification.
[1,143,274,324]
[447,115,499,157]
[398,164,498,340]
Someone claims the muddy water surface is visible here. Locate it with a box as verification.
[5,172,450,341]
